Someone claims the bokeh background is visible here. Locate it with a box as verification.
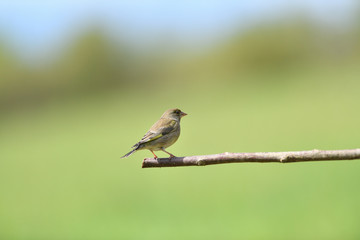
[1,1,360,239]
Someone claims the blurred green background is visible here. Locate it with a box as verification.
[1,1,360,239]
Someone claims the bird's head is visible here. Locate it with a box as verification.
[162,108,187,120]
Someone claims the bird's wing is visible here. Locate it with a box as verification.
[134,119,177,146]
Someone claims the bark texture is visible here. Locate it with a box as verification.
[142,149,360,168]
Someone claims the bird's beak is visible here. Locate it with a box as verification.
[180,112,187,117]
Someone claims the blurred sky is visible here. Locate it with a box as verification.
[0,0,358,62]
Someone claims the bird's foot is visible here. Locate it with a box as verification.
[150,150,158,159]
[168,154,176,160]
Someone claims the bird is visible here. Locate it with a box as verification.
[120,108,187,159]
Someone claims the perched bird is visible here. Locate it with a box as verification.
[121,108,187,159]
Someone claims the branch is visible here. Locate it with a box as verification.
[142,148,360,168]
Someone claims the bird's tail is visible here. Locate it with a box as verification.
[120,147,138,159]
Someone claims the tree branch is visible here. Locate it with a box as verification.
[142,148,360,168]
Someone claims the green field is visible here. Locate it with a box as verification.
[1,67,360,240]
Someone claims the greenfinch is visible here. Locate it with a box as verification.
[121,108,187,159]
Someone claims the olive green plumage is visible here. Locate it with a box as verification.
[121,108,187,159]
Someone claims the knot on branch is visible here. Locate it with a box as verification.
[279,156,289,163]
[197,158,206,166]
